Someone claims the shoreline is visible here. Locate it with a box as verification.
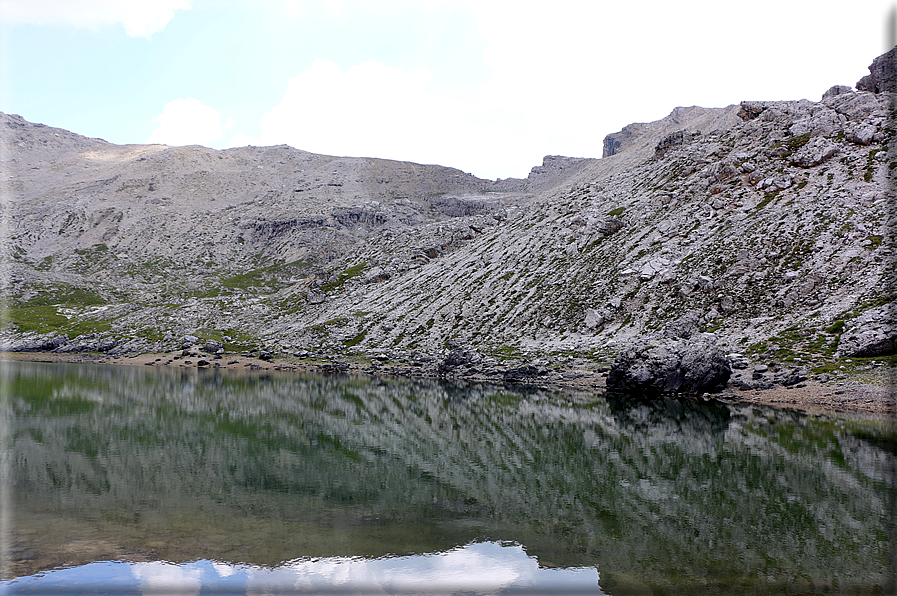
[2,351,894,418]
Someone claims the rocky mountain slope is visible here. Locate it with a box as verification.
[2,49,895,388]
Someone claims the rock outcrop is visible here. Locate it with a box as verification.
[606,336,732,395]
[856,45,897,93]
[838,305,897,357]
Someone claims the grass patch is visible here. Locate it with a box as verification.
[219,328,259,352]
[770,132,811,157]
[321,262,367,293]
[135,327,166,342]
[344,327,369,348]
[221,259,308,291]
[865,148,882,182]
[811,354,897,375]
[2,305,112,336]
[18,286,107,307]
[825,320,845,334]
[310,318,350,332]
[754,191,779,212]
[485,344,524,361]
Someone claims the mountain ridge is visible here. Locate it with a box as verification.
[2,50,894,396]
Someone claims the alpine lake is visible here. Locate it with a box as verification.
[1,359,894,595]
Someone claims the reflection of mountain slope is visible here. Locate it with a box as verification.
[7,361,892,591]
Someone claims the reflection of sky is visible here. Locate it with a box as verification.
[2,541,602,595]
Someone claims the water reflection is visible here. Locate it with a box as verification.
[2,360,894,594]
[5,541,602,595]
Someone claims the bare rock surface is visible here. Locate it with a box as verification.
[856,45,897,93]
[607,336,731,395]
[838,305,896,357]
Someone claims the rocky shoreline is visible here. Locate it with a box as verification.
[3,350,893,418]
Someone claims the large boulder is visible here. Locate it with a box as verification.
[503,363,548,383]
[437,347,482,375]
[607,336,731,395]
[838,305,896,357]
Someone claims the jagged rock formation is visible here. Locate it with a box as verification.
[856,45,897,93]
[2,48,895,388]
[838,304,896,356]
[601,105,741,160]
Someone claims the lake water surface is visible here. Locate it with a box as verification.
[1,360,894,594]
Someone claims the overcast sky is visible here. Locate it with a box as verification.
[1,0,893,179]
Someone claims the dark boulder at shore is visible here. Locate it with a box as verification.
[607,336,731,395]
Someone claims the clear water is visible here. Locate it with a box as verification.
[1,360,894,594]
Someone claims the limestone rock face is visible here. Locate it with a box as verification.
[822,85,854,100]
[856,45,897,93]
[838,305,897,357]
[790,137,838,168]
[654,129,701,158]
[607,336,732,395]
[602,105,740,160]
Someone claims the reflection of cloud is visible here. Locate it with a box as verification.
[212,560,237,578]
[5,542,601,594]
[131,561,202,596]
[245,541,601,595]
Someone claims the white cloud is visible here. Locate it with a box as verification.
[228,0,894,179]
[148,98,232,146]
[226,58,547,179]
[0,0,190,37]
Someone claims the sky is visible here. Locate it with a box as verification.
[0,0,894,180]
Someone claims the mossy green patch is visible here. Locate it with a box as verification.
[2,305,112,336]
[344,327,368,348]
[754,191,779,212]
[321,262,367,293]
[485,344,523,361]
[18,286,107,307]
[221,259,309,291]
[825,320,845,334]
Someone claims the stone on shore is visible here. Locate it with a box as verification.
[607,336,731,395]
